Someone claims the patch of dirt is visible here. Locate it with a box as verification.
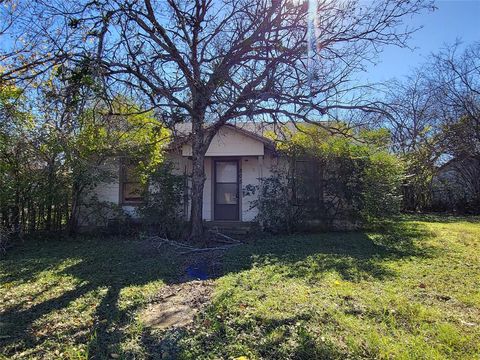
[140,280,214,330]
[139,234,238,332]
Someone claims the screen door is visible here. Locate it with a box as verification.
[214,160,239,220]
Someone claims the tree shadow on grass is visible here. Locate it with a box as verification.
[0,237,183,358]
[138,221,436,359]
[222,220,435,282]
[1,220,434,358]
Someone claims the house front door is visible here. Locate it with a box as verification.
[214,160,239,221]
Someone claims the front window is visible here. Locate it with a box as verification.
[293,159,311,203]
[120,159,144,204]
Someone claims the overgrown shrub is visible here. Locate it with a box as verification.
[245,169,306,234]
[1,80,170,235]
[361,151,404,223]
[78,195,130,229]
[138,161,186,239]
[253,124,404,231]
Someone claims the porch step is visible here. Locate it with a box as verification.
[205,221,255,238]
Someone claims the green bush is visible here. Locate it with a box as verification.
[254,124,404,230]
[245,169,306,234]
[138,161,186,238]
[361,151,404,223]
[0,225,12,255]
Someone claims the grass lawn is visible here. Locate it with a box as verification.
[1,216,479,359]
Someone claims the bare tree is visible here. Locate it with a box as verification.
[384,72,438,155]
[382,72,441,210]
[433,42,480,207]
[1,0,433,240]
[380,42,480,211]
[431,42,480,129]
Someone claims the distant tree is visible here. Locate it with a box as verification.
[1,0,434,240]
[0,83,33,233]
[382,73,441,210]
[384,72,438,155]
[420,42,480,210]
[381,42,480,211]
[431,42,480,134]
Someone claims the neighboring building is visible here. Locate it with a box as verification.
[81,122,290,226]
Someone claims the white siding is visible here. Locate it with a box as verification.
[203,157,213,220]
[240,152,283,221]
[240,156,261,221]
[93,158,120,204]
[88,158,140,218]
[168,151,191,175]
[82,129,279,225]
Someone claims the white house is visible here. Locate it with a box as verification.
[87,123,289,225]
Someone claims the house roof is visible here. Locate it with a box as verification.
[171,121,291,155]
[172,121,305,142]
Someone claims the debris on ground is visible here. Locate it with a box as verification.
[148,231,242,255]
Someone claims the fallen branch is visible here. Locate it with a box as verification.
[208,230,241,244]
[209,230,240,243]
[149,235,242,254]
[150,236,197,250]
[179,243,241,255]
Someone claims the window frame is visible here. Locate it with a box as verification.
[292,158,311,204]
[292,157,324,205]
[119,158,145,205]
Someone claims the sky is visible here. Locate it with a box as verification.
[363,0,480,83]
[1,0,477,85]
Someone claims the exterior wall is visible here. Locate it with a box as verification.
[78,157,134,228]
[240,154,276,221]
[85,153,191,222]
[165,153,278,222]
[243,152,287,221]
[88,158,138,219]
[168,152,212,221]
[240,157,259,221]
[177,126,279,221]
[93,157,120,204]
[204,157,213,220]
[81,129,280,225]
[169,151,191,175]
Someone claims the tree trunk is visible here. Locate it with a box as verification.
[190,154,205,242]
[189,122,206,243]
[45,162,55,231]
[12,182,20,235]
[68,181,81,236]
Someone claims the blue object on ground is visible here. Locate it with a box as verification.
[186,264,209,280]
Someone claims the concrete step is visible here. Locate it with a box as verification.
[206,221,255,238]
[208,227,250,234]
[206,221,254,227]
